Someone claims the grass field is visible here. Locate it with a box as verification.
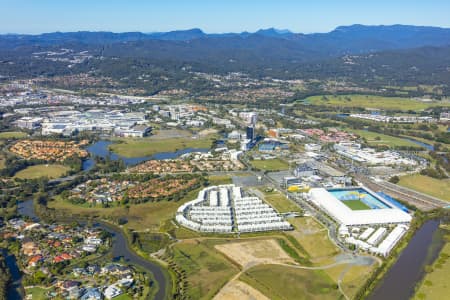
[240,264,343,300]
[0,131,28,139]
[341,264,377,299]
[342,200,371,210]
[171,240,240,300]
[250,158,289,171]
[348,129,419,148]
[50,191,189,232]
[414,242,450,300]
[14,164,70,179]
[398,174,450,202]
[25,287,48,300]
[208,175,233,185]
[286,217,339,263]
[259,189,302,213]
[109,134,216,158]
[304,94,450,111]
[49,179,216,233]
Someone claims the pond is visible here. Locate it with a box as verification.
[368,219,446,300]
[82,140,209,171]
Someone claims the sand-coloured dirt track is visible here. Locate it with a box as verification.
[215,238,294,269]
[213,280,270,300]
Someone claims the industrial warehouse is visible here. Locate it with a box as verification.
[176,184,292,233]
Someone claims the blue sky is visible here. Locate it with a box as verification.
[2,0,450,34]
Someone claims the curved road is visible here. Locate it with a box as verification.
[18,200,169,300]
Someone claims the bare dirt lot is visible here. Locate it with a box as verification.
[215,239,294,269]
[213,280,270,300]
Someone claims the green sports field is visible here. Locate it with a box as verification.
[0,131,28,139]
[342,200,371,210]
[14,164,71,179]
[250,158,289,171]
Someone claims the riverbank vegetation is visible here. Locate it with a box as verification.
[354,209,450,300]
[0,253,11,300]
[413,224,450,300]
[164,239,240,300]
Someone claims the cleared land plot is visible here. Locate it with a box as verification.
[250,158,289,171]
[0,131,27,139]
[342,200,371,211]
[258,189,301,213]
[349,129,419,148]
[304,94,450,111]
[14,164,70,179]
[286,217,339,262]
[240,264,343,300]
[213,280,270,300]
[215,239,295,269]
[150,129,192,139]
[413,242,450,300]
[109,134,216,157]
[171,240,240,300]
[208,175,233,185]
[398,174,450,202]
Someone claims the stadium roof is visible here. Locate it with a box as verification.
[309,188,412,226]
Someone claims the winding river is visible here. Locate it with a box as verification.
[14,200,169,300]
[368,219,446,300]
[2,248,23,300]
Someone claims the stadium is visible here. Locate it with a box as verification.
[308,186,412,226]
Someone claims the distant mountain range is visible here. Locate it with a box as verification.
[2,25,450,53]
[0,25,449,92]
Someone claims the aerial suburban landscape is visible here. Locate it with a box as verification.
[0,1,450,300]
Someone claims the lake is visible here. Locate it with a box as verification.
[82,140,209,171]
